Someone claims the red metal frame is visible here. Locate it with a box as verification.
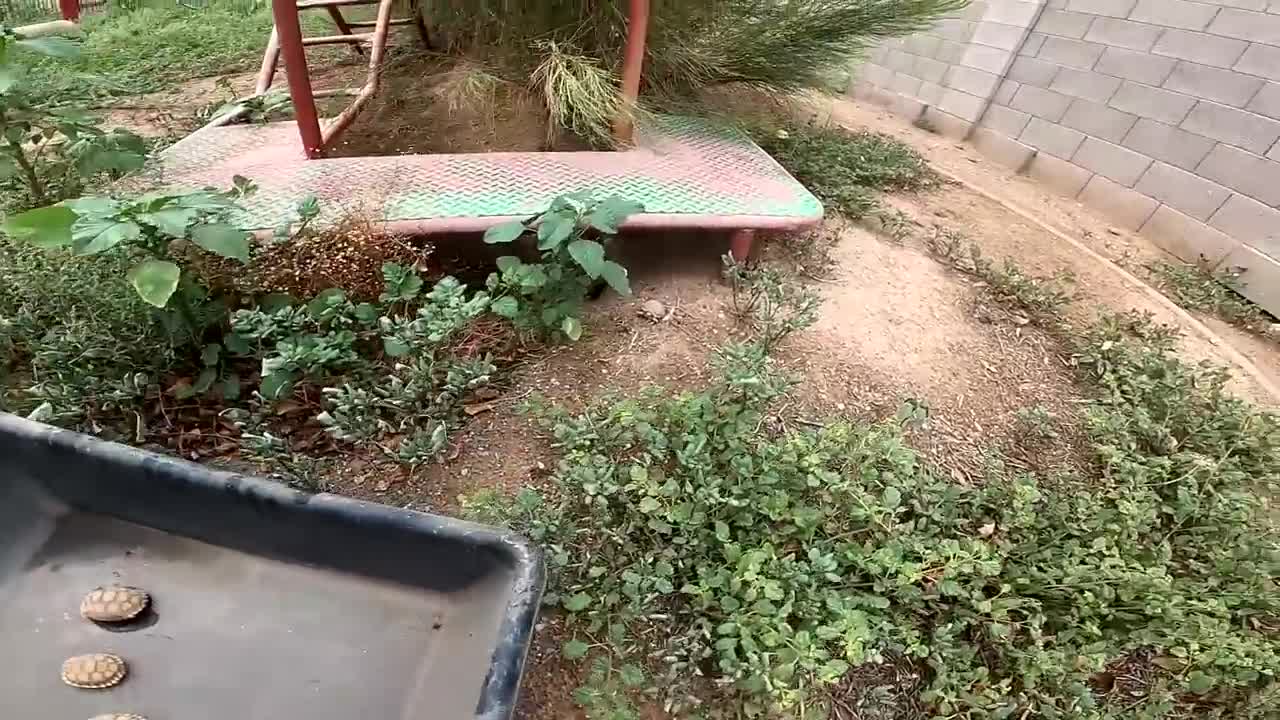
[58,0,79,21]
[262,0,651,158]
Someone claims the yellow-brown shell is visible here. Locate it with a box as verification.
[90,715,147,720]
[80,586,149,623]
[61,653,128,689]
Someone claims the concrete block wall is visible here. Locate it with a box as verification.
[852,0,1280,316]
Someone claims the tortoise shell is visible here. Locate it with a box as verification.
[61,653,128,689]
[80,586,150,623]
[90,715,147,720]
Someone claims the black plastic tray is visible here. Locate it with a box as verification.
[0,413,543,720]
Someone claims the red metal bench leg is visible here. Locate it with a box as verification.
[730,229,755,262]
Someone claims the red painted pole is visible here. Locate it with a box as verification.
[57,0,79,21]
[612,0,649,145]
[271,0,323,158]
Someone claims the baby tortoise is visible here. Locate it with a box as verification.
[61,653,128,689]
[90,715,147,720]
[80,586,150,623]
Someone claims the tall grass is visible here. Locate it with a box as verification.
[426,0,968,139]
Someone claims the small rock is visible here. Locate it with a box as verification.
[1106,227,1121,236]
[1268,323,1280,339]
[638,299,667,321]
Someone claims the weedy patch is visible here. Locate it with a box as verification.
[926,226,1073,322]
[464,268,1279,718]
[1146,260,1277,341]
[758,121,941,219]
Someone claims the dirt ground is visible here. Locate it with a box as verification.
[100,72,1280,717]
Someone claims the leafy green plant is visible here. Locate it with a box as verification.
[483,193,636,341]
[0,27,145,209]
[722,253,820,352]
[926,226,1072,321]
[1146,260,1275,338]
[271,194,320,243]
[760,122,940,219]
[465,299,1280,718]
[3,181,256,344]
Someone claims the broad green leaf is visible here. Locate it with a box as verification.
[599,260,631,296]
[561,316,582,341]
[15,36,81,58]
[140,207,199,237]
[223,332,250,355]
[72,215,141,255]
[193,368,218,394]
[1187,671,1214,695]
[496,255,522,272]
[222,373,242,401]
[191,222,251,261]
[127,260,181,308]
[354,302,379,324]
[586,196,643,233]
[562,593,592,612]
[638,496,660,513]
[561,639,589,660]
[0,154,17,179]
[491,296,520,318]
[882,486,902,509]
[619,664,645,687]
[536,212,575,250]
[65,195,121,215]
[259,370,295,400]
[383,337,411,357]
[483,220,525,244]
[2,204,76,248]
[567,239,605,278]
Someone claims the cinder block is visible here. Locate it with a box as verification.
[1062,99,1139,142]
[1219,0,1268,11]
[946,65,1002,98]
[921,106,975,139]
[891,93,929,121]
[1051,67,1123,102]
[1073,136,1154,185]
[1164,61,1266,108]
[1251,83,1280,120]
[960,43,1014,74]
[1135,162,1232,220]
[971,126,1038,170]
[1109,81,1197,124]
[1066,0,1137,17]
[919,81,946,106]
[986,0,1041,26]
[938,88,987,121]
[857,63,894,88]
[936,40,967,64]
[1153,29,1249,68]
[973,21,1028,51]
[1181,100,1280,154]
[994,79,1020,105]
[1094,46,1176,85]
[1217,244,1280,317]
[1234,43,1280,82]
[1130,0,1220,31]
[1208,193,1280,257]
[1207,8,1280,44]
[1085,17,1164,52]
[1078,175,1160,230]
[982,103,1033,136]
[1038,36,1107,69]
[1026,151,1095,196]
[852,81,896,107]
[1197,142,1280,207]
[891,72,923,97]
[960,1,990,21]
[884,49,917,73]
[1010,84,1075,121]
[1123,118,1217,170]
[1020,117,1088,158]
[1020,32,1049,56]
[914,56,950,84]
[1037,9,1094,39]
[905,34,943,58]
[935,19,977,42]
[1139,205,1241,267]
[1008,56,1061,87]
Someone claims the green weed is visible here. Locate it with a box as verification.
[926,226,1072,321]
[1147,260,1276,338]
[759,122,940,218]
[463,270,1279,718]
